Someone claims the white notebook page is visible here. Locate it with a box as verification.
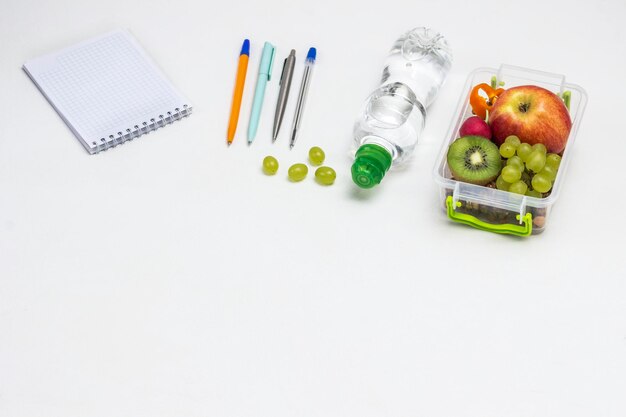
[24,29,191,154]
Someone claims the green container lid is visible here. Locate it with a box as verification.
[351,144,393,189]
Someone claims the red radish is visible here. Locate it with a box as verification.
[459,116,492,139]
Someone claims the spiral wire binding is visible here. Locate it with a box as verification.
[91,104,192,153]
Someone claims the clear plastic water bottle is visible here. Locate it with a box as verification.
[351,27,453,188]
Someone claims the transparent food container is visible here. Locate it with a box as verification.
[433,65,587,236]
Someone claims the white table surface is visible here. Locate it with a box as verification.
[1,0,625,416]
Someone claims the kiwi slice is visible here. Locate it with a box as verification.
[447,135,502,185]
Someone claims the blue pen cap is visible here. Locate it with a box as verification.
[306,47,316,62]
[259,42,276,78]
[240,39,250,56]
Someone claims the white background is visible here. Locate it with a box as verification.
[1,0,625,416]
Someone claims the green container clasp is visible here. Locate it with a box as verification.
[446,196,533,237]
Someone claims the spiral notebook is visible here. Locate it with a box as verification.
[23,29,192,154]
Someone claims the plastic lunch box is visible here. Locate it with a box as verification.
[433,64,587,236]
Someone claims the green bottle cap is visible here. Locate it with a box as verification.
[351,144,393,189]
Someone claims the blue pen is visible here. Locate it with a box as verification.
[289,47,316,149]
[248,42,275,144]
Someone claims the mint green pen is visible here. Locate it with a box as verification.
[247,42,275,144]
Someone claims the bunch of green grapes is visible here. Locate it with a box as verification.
[496,136,562,196]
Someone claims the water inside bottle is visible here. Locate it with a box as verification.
[354,83,425,162]
[382,27,452,107]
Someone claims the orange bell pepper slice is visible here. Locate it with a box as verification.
[470,83,505,120]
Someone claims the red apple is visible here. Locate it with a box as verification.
[489,85,572,153]
[460,116,492,139]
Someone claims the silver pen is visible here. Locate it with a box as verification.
[272,49,296,141]
[289,47,316,149]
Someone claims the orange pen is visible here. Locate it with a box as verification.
[227,39,250,144]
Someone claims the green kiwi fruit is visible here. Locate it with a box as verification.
[447,135,502,185]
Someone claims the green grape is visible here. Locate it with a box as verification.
[262,156,279,175]
[540,165,557,181]
[315,166,336,185]
[496,175,510,191]
[509,180,528,195]
[517,143,533,162]
[532,143,547,154]
[531,173,552,193]
[526,151,546,173]
[499,143,516,158]
[308,146,325,166]
[288,163,308,182]
[526,189,543,198]
[501,165,522,183]
[546,153,562,170]
[504,135,521,148]
[507,156,524,171]
[531,173,552,194]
